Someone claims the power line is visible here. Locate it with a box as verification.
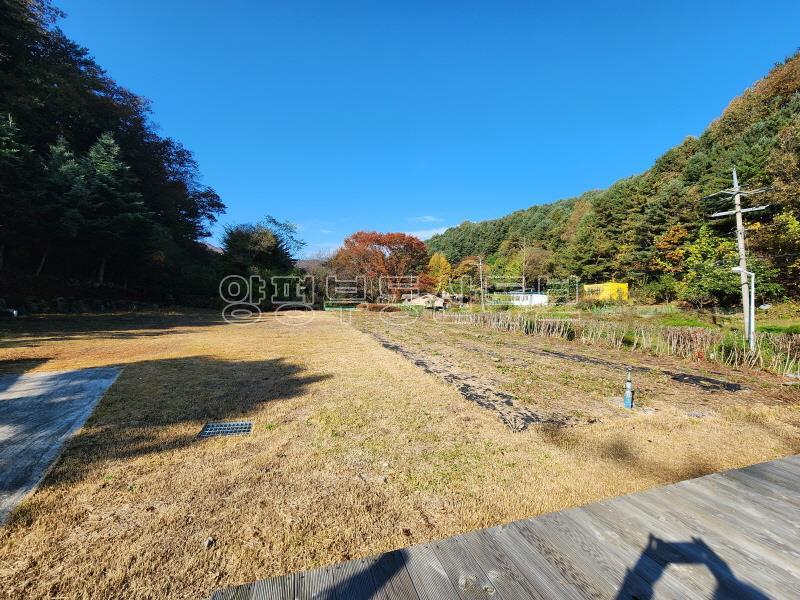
[753,252,800,259]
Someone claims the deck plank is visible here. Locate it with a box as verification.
[369,550,419,600]
[723,465,800,508]
[398,544,459,600]
[210,455,800,599]
[521,510,658,598]
[578,500,717,598]
[330,557,378,600]
[565,506,702,598]
[677,476,800,563]
[482,523,587,599]
[747,458,800,483]
[305,565,336,600]
[431,535,502,600]
[622,491,790,598]
[458,528,547,599]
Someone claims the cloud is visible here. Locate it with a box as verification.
[299,241,342,259]
[404,226,449,240]
[409,215,443,223]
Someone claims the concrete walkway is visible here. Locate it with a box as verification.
[0,367,121,524]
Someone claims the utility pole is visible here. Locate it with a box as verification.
[705,167,769,348]
[521,242,528,293]
[732,267,756,349]
[478,256,486,311]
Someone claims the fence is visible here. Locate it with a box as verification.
[434,311,800,376]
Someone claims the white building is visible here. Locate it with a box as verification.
[505,291,549,306]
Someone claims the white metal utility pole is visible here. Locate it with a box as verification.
[732,169,751,341]
[478,256,486,311]
[732,267,756,349]
[706,167,769,348]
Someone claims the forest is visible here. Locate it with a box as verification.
[3,0,800,311]
[427,52,800,306]
[0,0,300,307]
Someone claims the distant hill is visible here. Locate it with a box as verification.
[428,52,800,301]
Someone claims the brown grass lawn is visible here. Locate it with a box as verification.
[0,310,798,599]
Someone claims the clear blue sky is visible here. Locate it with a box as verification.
[57,1,800,257]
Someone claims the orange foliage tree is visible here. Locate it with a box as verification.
[329,232,428,300]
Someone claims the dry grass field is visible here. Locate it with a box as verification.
[0,309,799,599]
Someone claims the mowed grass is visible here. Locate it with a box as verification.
[0,310,799,599]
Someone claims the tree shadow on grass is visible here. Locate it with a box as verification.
[0,310,227,348]
[0,357,51,381]
[20,355,331,494]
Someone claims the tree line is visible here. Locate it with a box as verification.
[427,52,800,307]
[5,0,798,310]
[0,0,299,304]
[321,232,493,303]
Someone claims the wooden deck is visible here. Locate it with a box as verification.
[212,455,800,599]
[0,367,121,524]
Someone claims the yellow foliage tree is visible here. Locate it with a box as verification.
[427,252,452,293]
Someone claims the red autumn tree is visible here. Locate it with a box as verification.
[329,231,428,300]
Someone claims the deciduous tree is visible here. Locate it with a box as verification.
[222,216,303,276]
[426,252,452,293]
[329,232,427,300]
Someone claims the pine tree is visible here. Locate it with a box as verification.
[0,114,39,271]
[30,137,90,276]
[82,133,150,284]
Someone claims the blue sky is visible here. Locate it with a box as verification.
[57,1,800,257]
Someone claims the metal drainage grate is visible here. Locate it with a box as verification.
[198,421,253,438]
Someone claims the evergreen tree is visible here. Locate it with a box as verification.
[0,114,37,271]
[0,1,227,297]
[31,137,90,275]
[82,133,150,284]
[425,52,800,305]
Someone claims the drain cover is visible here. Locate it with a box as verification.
[198,421,253,438]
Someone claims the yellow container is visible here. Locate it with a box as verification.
[582,282,629,301]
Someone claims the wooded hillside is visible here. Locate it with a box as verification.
[0,0,227,302]
[428,52,800,306]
